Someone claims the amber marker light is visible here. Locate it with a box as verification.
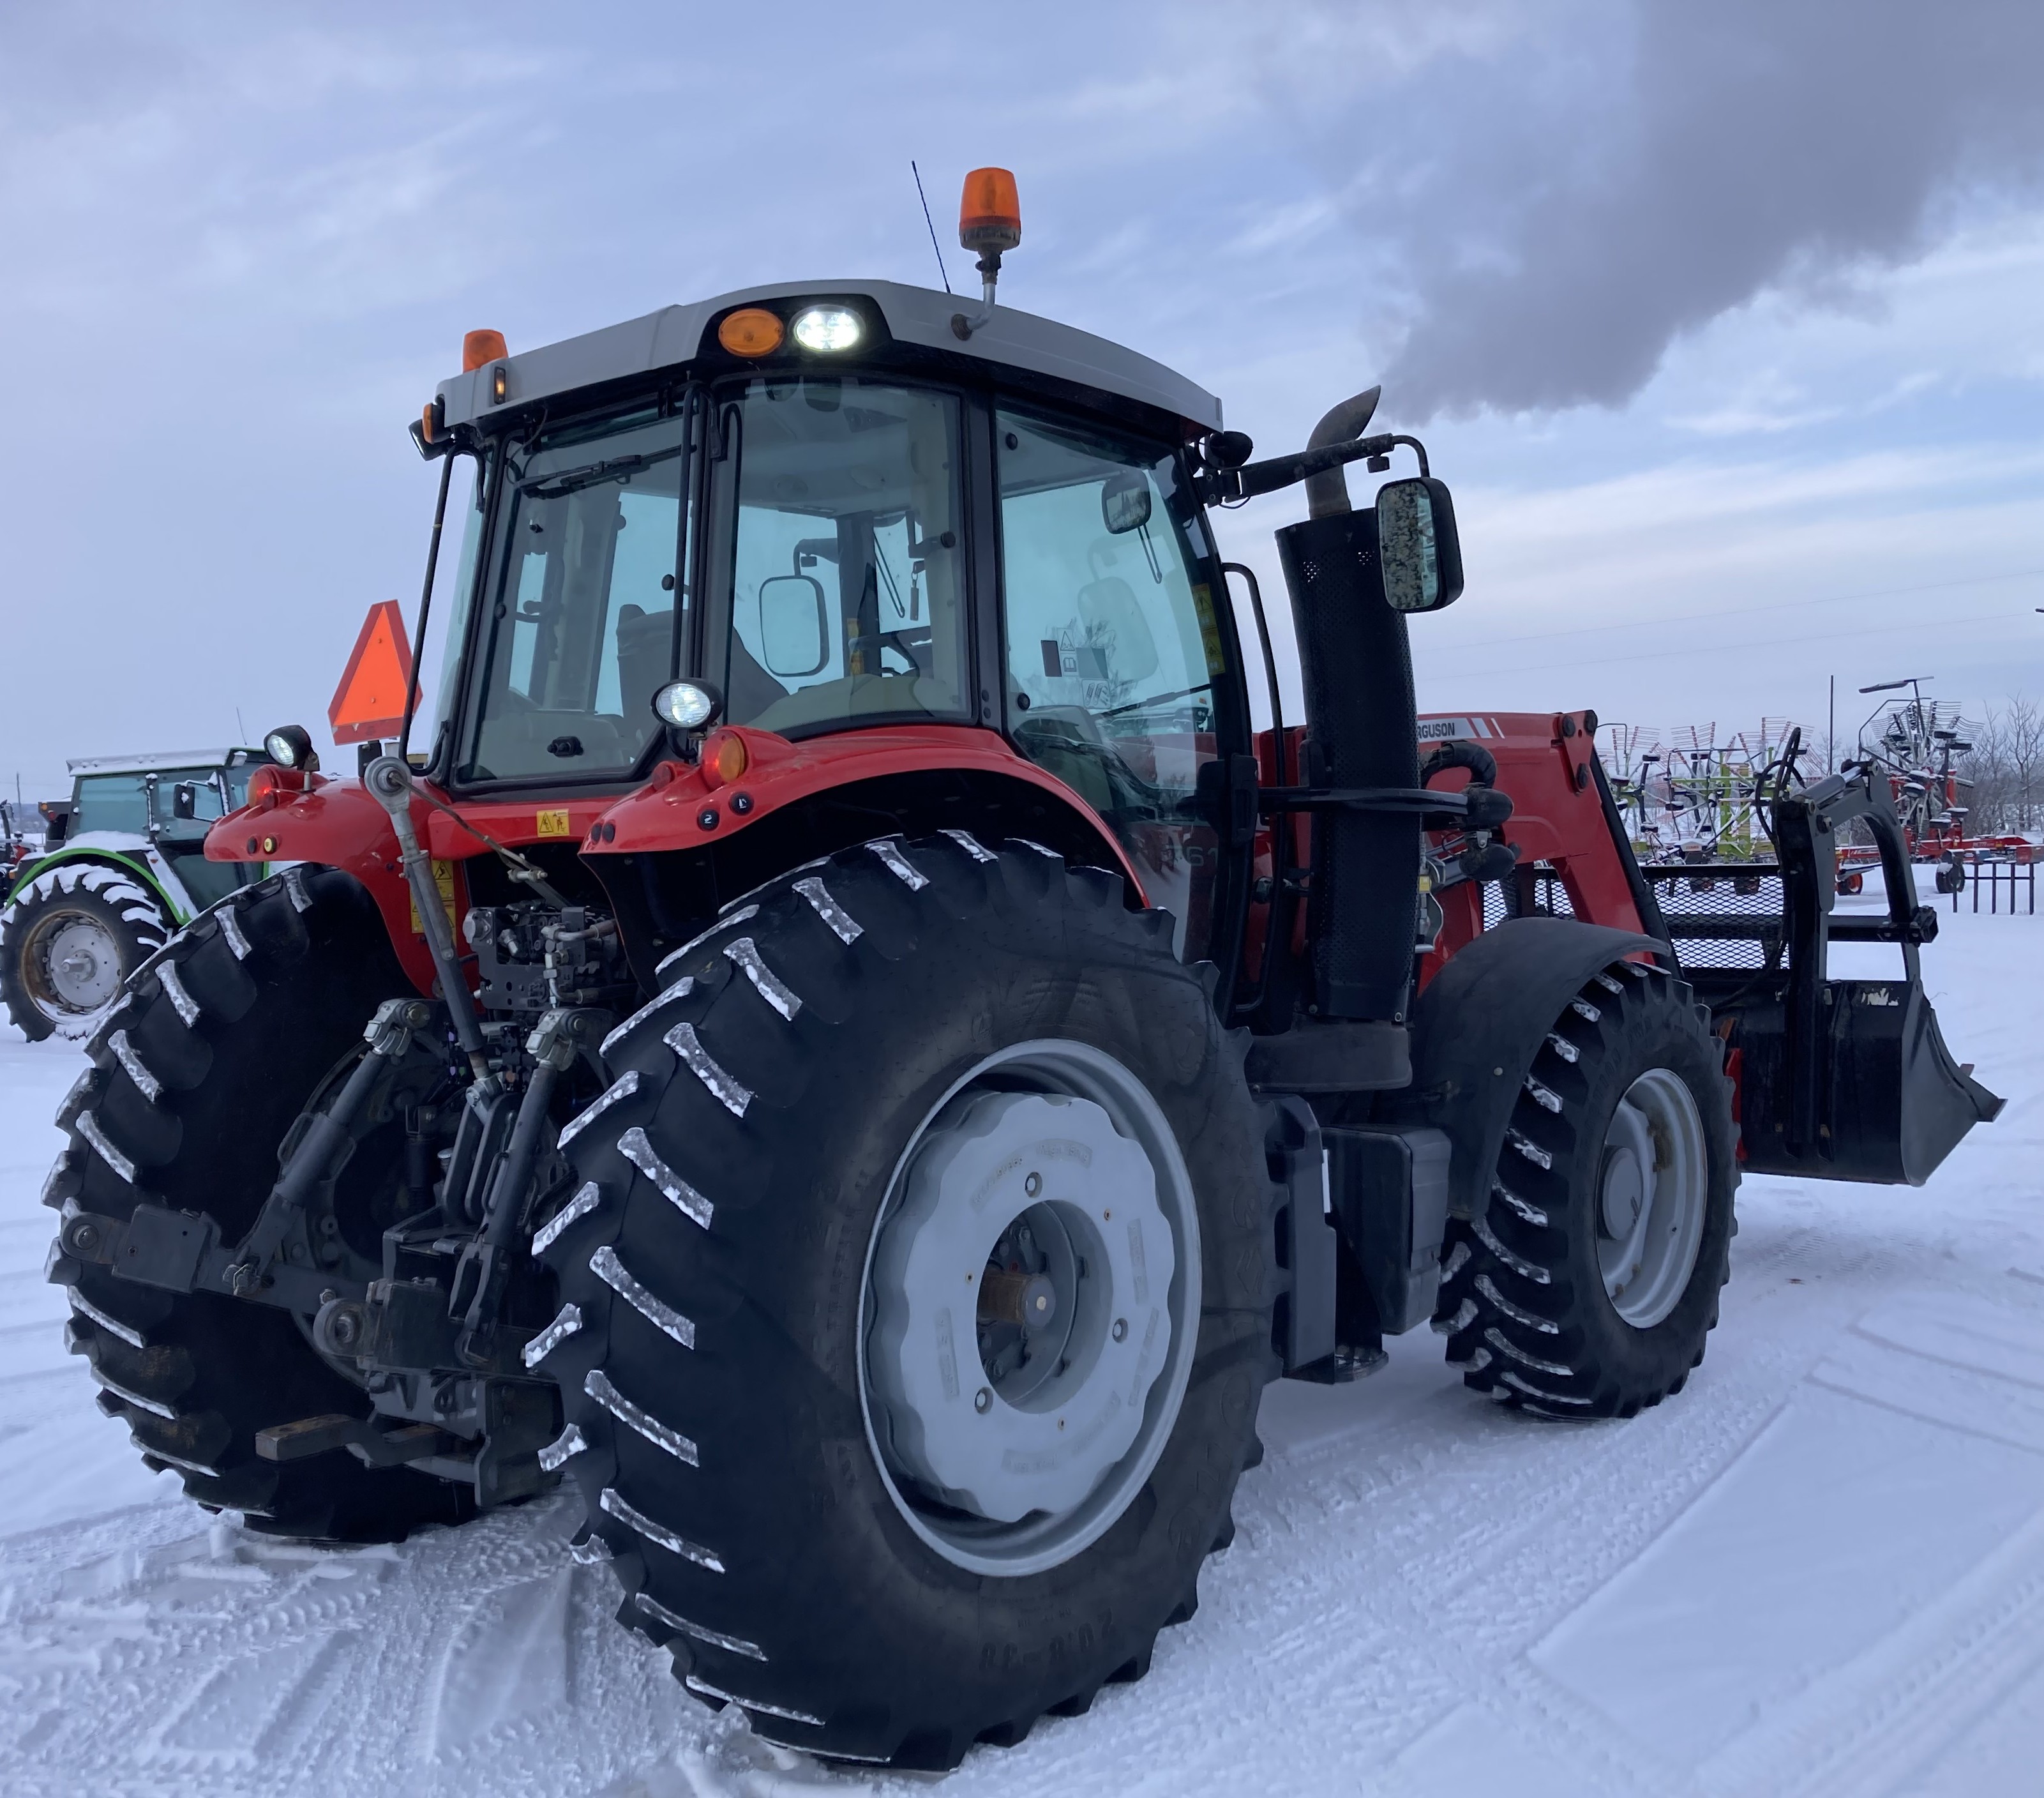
[463,329,508,372]
[700,730,750,789]
[718,308,786,357]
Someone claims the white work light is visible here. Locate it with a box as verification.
[790,306,863,353]
[652,680,723,731]
[264,725,313,768]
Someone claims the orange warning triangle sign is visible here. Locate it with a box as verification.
[327,600,417,744]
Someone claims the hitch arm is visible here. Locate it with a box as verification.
[58,997,439,1311]
[57,1200,356,1315]
[230,997,439,1292]
[450,1007,610,1364]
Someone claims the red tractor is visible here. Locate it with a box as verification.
[45,174,1999,1770]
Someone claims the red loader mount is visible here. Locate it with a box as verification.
[44,171,2000,1771]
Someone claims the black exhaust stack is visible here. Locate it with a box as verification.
[1247,389,1419,1094]
[1277,509,1421,1023]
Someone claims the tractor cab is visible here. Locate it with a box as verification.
[411,275,1262,971]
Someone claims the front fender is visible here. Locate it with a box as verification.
[1402,916,1662,1218]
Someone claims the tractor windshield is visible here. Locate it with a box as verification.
[455,408,688,785]
[705,377,970,735]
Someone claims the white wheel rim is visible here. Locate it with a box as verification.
[858,1039,1201,1577]
[1596,1066,1708,1328]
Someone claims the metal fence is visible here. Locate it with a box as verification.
[1952,854,2036,916]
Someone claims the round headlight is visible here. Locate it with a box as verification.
[652,679,723,732]
[790,306,863,353]
[264,724,313,768]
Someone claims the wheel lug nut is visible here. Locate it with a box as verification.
[974,1387,991,1414]
[1111,1317,1127,1342]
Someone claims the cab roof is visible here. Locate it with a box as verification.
[434,279,1223,438]
[68,750,266,777]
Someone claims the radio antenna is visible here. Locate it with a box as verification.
[912,161,952,295]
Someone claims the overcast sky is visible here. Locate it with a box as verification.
[3,1,2040,801]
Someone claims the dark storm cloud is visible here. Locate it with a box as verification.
[1341,1,2044,418]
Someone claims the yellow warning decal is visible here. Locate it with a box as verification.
[536,808,573,838]
[1191,582,1228,679]
[409,858,458,935]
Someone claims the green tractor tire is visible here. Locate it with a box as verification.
[2,861,172,1041]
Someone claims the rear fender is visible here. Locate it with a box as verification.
[586,755,1142,991]
[590,726,1136,874]
[1398,916,1662,1220]
[204,780,458,997]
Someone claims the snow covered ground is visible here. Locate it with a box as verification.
[2,880,2041,1797]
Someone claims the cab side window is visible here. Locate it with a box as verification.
[996,408,1233,958]
[71,776,149,837]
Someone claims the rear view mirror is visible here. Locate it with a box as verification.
[172,783,197,820]
[1100,470,1152,536]
[759,574,830,678]
[1376,476,1464,613]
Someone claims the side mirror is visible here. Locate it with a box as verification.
[1375,476,1464,613]
[758,574,830,678]
[172,782,197,820]
[1100,470,1153,536]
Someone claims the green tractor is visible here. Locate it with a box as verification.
[1,749,274,1039]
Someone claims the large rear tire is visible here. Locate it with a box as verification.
[43,867,478,1540]
[541,834,1277,1769]
[1432,960,1737,1417]
[3,861,170,1041]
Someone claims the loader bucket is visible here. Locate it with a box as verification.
[1729,978,2003,1186]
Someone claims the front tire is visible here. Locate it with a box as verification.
[1433,959,1737,1417]
[3,862,170,1041]
[542,834,1277,1769]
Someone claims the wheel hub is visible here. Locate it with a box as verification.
[868,1089,1176,1524]
[1598,1142,1645,1239]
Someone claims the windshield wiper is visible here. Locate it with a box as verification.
[1097,681,1213,720]
[522,444,681,499]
